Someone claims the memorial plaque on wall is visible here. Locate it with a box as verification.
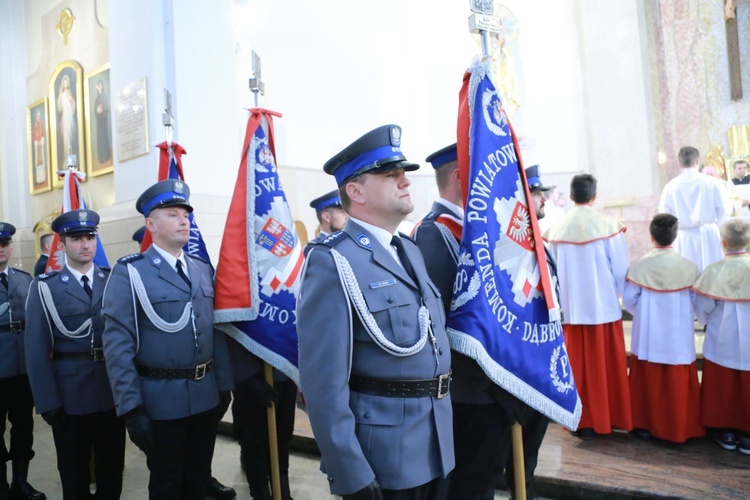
[115,77,150,161]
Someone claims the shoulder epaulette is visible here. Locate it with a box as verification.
[98,266,111,273]
[422,210,439,222]
[185,253,209,265]
[38,271,58,280]
[118,253,144,264]
[11,267,30,276]
[399,232,417,244]
[317,231,347,248]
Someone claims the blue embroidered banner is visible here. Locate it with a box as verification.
[213,109,302,384]
[449,59,581,429]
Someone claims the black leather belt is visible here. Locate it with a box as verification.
[350,372,451,399]
[0,321,24,333]
[52,348,105,362]
[137,359,213,381]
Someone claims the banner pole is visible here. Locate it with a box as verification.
[264,362,282,500]
[512,423,527,500]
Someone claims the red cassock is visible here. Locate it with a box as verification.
[564,321,632,433]
[629,356,704,442]
[701,359,750,434]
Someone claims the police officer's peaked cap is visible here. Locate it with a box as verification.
[323,124,419,186]
[132,225,146,243]
[0,222,16,241]
[51,209,100,236]
[136,179,193,216]
[425,143,458,170]
[309,190,342,212]
[525,165,555,193]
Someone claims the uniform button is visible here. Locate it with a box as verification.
[197,348,202,354]
[387,297,394,304]
[439,347,444,355]
[197,332,202,336]
[363,411,370,419]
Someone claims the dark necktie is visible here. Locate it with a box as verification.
[0,273,7,290]
[391,236,417,282]
[176,260,192,288]
[81,275,93,299]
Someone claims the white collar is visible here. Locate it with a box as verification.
[435,197,464,218]
[349,217,398,251]
[681,167,699,175]
[152,243,188,276]
[65,264,94,287]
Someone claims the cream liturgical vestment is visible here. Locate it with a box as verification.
[623,248,700,365]
[693,253,750,370]
[658,167,726,271]
[544,205,628,325]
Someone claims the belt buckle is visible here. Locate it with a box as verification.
[437,373,451,399]
[9,321,22,333]
[92,348,104,362]
[194,363,207,381]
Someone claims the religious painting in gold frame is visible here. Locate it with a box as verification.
[27,98,52,194]
[84,63,114,177]
[49,60,85,188]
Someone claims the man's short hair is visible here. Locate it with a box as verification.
[650,213,679,247]
[677,147,700,167]
[720,218,750,250]
[570,174,597,204]
[338,174,365,212]
[315,206,342,224]
[435,161,458,192]
[40,233,53,250]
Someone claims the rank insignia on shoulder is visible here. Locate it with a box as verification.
[117,253,145,264]
[355,234,372,249]
[38,271,58,280]
[318,231,346,248]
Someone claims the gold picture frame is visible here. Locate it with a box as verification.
[27,98,52,194]
[84,63,114,177]
[49,60,85,188]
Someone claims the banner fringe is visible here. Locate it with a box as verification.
[448,328,582,430]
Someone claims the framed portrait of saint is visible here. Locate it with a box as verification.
[49,60,85,188]
[27,98,51,194]
[84,63,114,177]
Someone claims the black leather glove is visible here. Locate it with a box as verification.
[125,406,154,454]
[219,390,232,416]
[488,385,527,425]
[41,407,68,429]
[240,375,278,408]
[343,480,384,500]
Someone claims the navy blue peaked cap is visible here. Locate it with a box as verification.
[525,165,555,192]
[51,209,100,236]
[136,179,193,216]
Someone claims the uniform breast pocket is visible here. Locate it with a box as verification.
[426,280,446,326]
[351,392,403,480]
[362,287,417,346]
[56,303,90,333]
[148,288,185,321]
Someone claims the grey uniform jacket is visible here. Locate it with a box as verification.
[102,246,233,420]
[297,220,454,495]
[25,265,115,415]
[0,267,32,378]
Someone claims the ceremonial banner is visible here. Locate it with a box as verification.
[139,142,213,269]
[448,58,581,429]
[214,109,303,384]
[46,169,109,272]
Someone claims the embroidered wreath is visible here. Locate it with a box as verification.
[550,345,575,393]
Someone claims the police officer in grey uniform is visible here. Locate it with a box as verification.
[25,209,125,499]
[304,190,348,256]
[0,223,45,500]
[413,145,525,500]
[102,180,234,499]
[298,125,454,500]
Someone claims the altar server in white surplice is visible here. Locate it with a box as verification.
[658,146,726,271]
[623,213,704,443]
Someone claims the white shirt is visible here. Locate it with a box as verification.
[658,167,725,271]
[435,198,465,219]
[547,232,629,325]
[694,296,750,370]
[152,243,189,280]
[623,283,697,365]
[66,265,95,291]
[348,217,405,270]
